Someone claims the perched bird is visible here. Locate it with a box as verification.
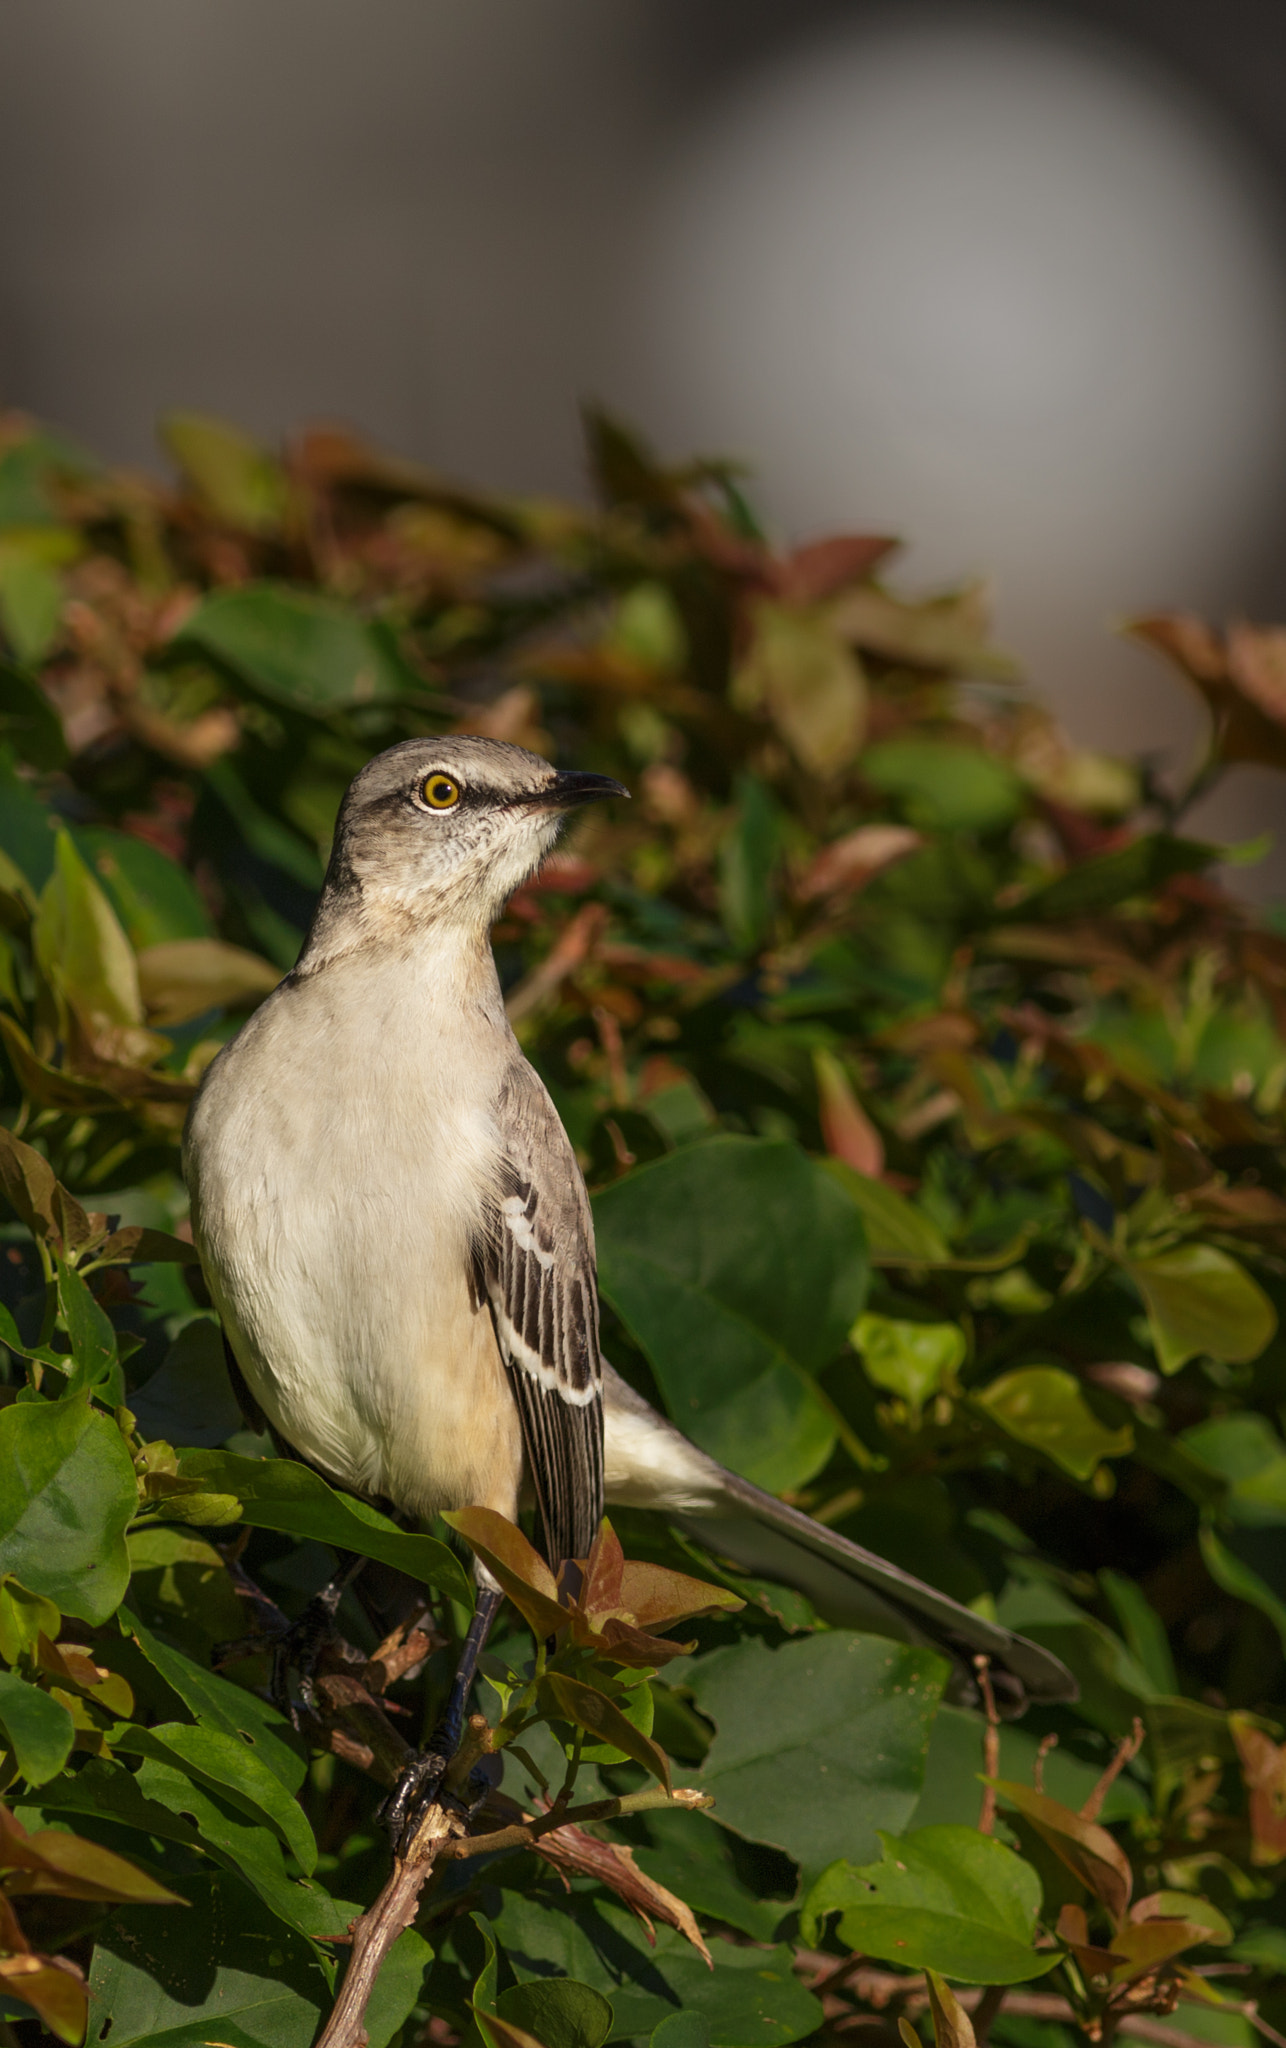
[184,737,1073,1836]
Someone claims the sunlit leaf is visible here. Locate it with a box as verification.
[853,1314,965,1415]
[0,1396,137,1624]
[1125,1244,1277,1374]
[973,1366,1133,1480]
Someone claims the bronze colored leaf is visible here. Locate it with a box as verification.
[992,1780,1132,1920]
[1231,1715,1286,1866]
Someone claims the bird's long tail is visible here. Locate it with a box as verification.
[601,1364,1075,1711]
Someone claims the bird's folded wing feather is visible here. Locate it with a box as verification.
[480,1057,605,1565]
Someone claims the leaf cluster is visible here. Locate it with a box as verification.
[0,406,1283,2045]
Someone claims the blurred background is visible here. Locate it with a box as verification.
[2,0,1286,876]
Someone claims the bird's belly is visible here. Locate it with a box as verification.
[191,1059,523,1523]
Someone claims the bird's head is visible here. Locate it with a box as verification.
[303,736,628,958]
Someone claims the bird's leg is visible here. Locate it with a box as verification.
[382,1584,503,1850]
[216,1548,368,1728]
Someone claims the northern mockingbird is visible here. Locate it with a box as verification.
[184,737,1073,1837]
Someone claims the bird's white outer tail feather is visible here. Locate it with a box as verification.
[600,1363,1076,1708]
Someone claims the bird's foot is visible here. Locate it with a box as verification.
[380,1730,502,1854]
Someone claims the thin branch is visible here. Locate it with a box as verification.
[1081,1719,1145,1823]
[971,1986,1006,2046]
[438,1783,712,1863]
[974,1656,999,1836]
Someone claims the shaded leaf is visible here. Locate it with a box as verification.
[1230,1714,1286,1866]
[822,1162,951,1264]
[0,659,66,772]
[543,1674,671,1788]
[998,834,1217,923]
[178,1450,472,1603]
[136,938,279,1026]
[0,1800,183,1903]
[111,1721,317,1874]
[731,602,867,777]
[862,741,1023,834]
[497,1978,614,2048]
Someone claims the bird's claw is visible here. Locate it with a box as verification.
[381,1744,451,1853]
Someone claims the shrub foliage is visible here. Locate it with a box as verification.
[0,407,1284,2046]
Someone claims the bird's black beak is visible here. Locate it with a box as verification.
[522,771,629,810]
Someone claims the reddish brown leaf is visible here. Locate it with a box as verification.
[0,1953,87,2046]
[776,535,900,604]
[993,1780,1132,1920]
[0,1803,183,1904]
[1231,1715,1286,1866]
[532,1817,711,1965]
[442,1509,567,1640]
[814,1049,884,1178]
[542,1675,670,1790]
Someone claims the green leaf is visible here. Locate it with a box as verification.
[652,2017,711,2048]
[861,740,1024,833]
[687,1631,947,1882]
[0,540,64,666]
[0,1666,74,1784]
[0,659,66,771]
[46,1752,343,1944]
[111,1722,317,1874]
[35,828,147,1030]
[999,834,1218,921]
[180,583,418,712]
[1180,1414,1286,1525]
[74,827,213,948]
[0,749,59,889]
[177,1450,473,1604]
[119,1609,305,1794]
[136,937,279,1026]
[0,1394,137,1623]
[160,411,290,535]
[1198,1525,1286,1652]
[0,1574,61,1663]
[1098,1571,1178,1696]
[491,1888,823,2048]
[718,774,782,952]
[634,1804,789,1942]
[543,1673,670,1788]
[87,1870,332,2048]
[731,604,867,778]
[802,1825,1056,1984]
[593,1137,869,1493]
[497,1980,614,2048]
[55,1256,121,1401]
[130,1318,245,1449]
[853,1314,965,1414]
[972,1366,1133,1480]
[1125,1244,1277,1374]
[822,1162,951,1264]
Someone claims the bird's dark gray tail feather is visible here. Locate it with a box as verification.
[676,1470,1077,1713]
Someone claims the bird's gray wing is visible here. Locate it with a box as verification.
[478,1058,604,1567]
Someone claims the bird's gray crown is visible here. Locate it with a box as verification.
[299,736,626,964]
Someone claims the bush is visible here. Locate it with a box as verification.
[0,405,1284,2047]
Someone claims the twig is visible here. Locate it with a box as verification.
[1081,1719,1145,1823]
[971,1986,1006,2046]
[438,1783,712,1863]
[316,1794,466,2048]
[1034,1733,1058,1794]
[974,1656,999,1836]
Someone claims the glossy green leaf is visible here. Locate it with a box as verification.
[1125,1244,1277,1374]
[178,1450,472,1603]
[33,830,154,1043]
[0,1395,137,1623]
[634,1804,789,1942]
[130,1318,244,1449]
[74,827,213,948]
[86,1871,333,2048]
[802,1826,1056,1984]
[973,1366,1133,1480]
[111,1721,317,1874]
[593,1137,869,1493]
[544,1673,670,1787]
[854,1314,965,1414]
[687,1631,946,1881]
[0,1575,61,1663]
[651,2014,712,2048]
[0,1666,74,1784]
[180,582,417,712]
[861,740,1024,833]
[497,1979,614,2048]
[119,1609,304,1793]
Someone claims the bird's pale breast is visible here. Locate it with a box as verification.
[184,950,525,1522]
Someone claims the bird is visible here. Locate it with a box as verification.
[183,735,1074,1839]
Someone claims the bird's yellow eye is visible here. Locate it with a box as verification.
[422,773,461,810]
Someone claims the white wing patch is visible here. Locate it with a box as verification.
[501,1193,555,1268]
[491,1300,598,1406]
